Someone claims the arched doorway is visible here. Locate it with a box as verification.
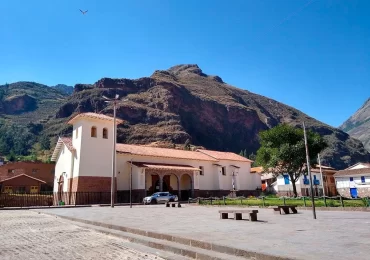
[180,174,192,200]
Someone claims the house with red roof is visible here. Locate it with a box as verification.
[51,112,261,202]
[334,162,370,198]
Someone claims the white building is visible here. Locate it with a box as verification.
[334,163,370,198]
[51,113,261,203]
[253,165,337,197]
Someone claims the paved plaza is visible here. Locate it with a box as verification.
[0,210,173,260]
[36,205,370,260]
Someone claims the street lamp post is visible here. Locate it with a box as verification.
[104,94,119,208]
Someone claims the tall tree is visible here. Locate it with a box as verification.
[255,124,327,197]
[184,139,191,150]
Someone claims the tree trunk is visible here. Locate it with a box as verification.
[289,173,298,197]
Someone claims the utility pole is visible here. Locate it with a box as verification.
[318,153,325,197]
[303,121,317,219]
[130,158,132,208]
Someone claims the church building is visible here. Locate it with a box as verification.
[51,113,261,202]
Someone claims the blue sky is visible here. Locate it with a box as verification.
[0,0,369,127]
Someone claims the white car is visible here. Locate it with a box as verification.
[143,192,178,204]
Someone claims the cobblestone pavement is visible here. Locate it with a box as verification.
[0,210,165,260]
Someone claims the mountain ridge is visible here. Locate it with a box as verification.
[1,65,369,169]
[339,98,370,152]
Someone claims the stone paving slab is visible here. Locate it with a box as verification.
[0,210,180,260]
[36,205,370,260]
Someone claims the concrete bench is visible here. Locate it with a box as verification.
[219,210,259,221]
[166,202,181,208]
[273,205,298,215]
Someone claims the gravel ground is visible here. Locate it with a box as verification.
[0,210,165,260]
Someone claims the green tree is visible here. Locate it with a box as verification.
[255,124,327,197]
[7,151,16,162]
[184,139,191,150]
[39,135,51,150]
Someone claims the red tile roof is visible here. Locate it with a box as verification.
[334,168,370,177]
[60,137,75,152]
[68,112,124,124]
[116,144,217,161]
[131,162,201,171]
[197,149,253,162]
[0,174,46,184]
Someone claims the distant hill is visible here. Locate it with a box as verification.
[1,68,369,169]
[0,82,68,159]
[46,64,369,169]
[339,98,370,152]
[51,84,74,95]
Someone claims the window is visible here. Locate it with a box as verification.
[313,175,319,185]
[103,128,108,139]
[350,177,353,181]
[303,175,309,185]
[8,169,14,174]
[32,169,38,174]
[361,176,365,183]
[75,128,78,139]
[30,186,38,194]
[199,166,204,176]
[221,167,226,176]
[50,169,55,175]
[91,126,97,137]
[4,186,12,193]
[283,175,290,184]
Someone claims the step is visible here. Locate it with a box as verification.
[56,215,252,260]
[39,211,291,260]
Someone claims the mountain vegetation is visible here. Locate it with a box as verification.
[339,98,370,152]
[1,65,369,169]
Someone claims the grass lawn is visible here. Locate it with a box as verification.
[199,197,368,207]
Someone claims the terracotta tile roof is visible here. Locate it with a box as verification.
[131,162,201,171]
[0,174,46,184]
[116,144,218,161]
[68,112,124,124]
[251,166,264,173]
[334,168,370,177]
[51,137,75,161]
[345,162,370,170]
[197,149,253,162]
[60,137,75,152]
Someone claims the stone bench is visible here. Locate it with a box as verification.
[219,210,259,221]
[166,202,181,208]
[273,205,298,215]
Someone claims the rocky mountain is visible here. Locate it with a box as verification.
[339,98,370,152]
[43,64,369,170]
[51,84,74,95]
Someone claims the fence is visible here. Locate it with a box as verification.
[189,195,370,208]
[0,191,136,208]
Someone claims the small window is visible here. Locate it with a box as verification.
[91,126,97,137]
[350,177,354,181]
[4,186,12,193]
[75,128,78,139]
[221,167,226,176]
[51,169,55,175]
[103,128,108,139]
[361,176,365,183]
[15,187,26,193]
[30,186,38,194]
[8,169,14,174]
[199,166,204,176]
[32,169,38,174]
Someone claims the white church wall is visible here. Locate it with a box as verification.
[53,144,72,192]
